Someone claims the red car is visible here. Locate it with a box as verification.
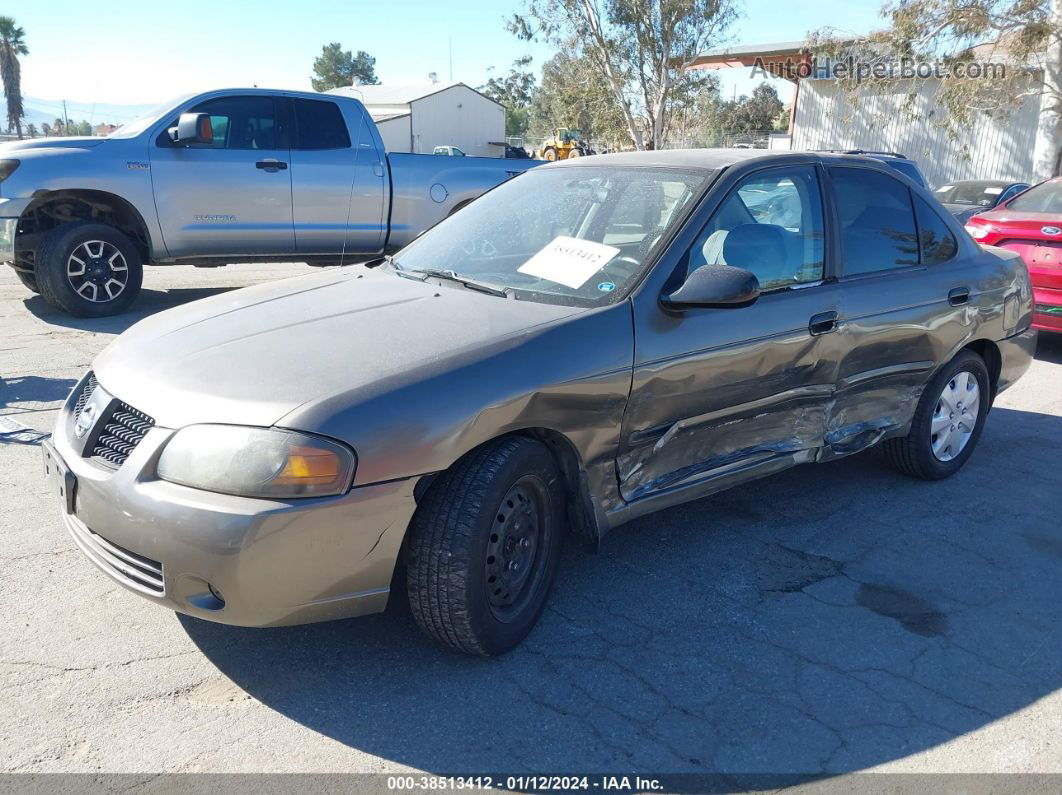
[965,177,1062,332]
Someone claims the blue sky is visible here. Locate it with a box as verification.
[16,0,886,123]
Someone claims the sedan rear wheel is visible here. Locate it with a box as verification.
[883,350,990,480]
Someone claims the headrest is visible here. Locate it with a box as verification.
[722,223,786,269]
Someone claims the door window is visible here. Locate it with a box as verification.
[293,99,351,150]
[914,196,958,265]
[687,165,825,290]
[177,96,278,150]
[831,167,919,274]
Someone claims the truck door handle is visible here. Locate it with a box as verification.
[256,160,287,171]
[948,287,970,306]
[809,310,839,335]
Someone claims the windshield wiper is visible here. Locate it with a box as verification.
[411,268,511,298]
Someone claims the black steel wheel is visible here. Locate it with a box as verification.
[406,436,564,656]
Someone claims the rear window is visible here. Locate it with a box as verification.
[294,99,351,150]
[1006,181,1062,213]
[831,167,919,274]
[914,196,958,264]
[883,160,926,187]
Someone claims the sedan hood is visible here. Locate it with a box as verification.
[94,266,581,429]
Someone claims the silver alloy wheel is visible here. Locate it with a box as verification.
[66,240,129,303]
[930,370,980,462]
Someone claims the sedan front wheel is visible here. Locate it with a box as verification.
[406,437,564,656]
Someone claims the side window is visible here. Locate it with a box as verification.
[687,165,825,290]
[831,167,919,275]
[182,96,277,150]
[914,196,958,265]
[294,99,351,150]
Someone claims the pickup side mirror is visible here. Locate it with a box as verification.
[168,113,213,146]
[661,264,760,310]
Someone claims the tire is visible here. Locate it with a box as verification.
[567,148,582,159]
[543,147,558,162]
[14,269,39,294]
[883,350,990,480]
[406,437,564,656]
[35,222,143,318]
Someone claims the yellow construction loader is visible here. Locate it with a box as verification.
[538,128,594,161]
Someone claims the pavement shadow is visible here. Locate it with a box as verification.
[181,405,1061,779]
[1034,331,1062,364]
[0,374,78,445]
[22,286,235,335]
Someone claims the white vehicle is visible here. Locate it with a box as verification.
[433,145,466,157]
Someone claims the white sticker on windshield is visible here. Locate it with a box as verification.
[984,187,1003,195]
[936,185,953,192]
[517,236,621,289]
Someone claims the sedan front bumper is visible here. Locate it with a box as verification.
[48,389,419,627]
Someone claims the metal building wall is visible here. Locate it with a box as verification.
[374,115,412,153]
[791,78,1042,187]
[409,85,505,157]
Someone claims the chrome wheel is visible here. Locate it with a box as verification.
[930,370,980,462]
[66,240,129,303]
[484,475,551,623]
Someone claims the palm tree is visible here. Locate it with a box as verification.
[25,121,36,137]
[0,16,28,140]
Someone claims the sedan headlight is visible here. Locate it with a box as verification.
[965,222,991,240]
[157,425,356,498]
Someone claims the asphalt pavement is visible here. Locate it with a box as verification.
[1,263,1060,778]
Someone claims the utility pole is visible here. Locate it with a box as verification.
[61,100,69,131]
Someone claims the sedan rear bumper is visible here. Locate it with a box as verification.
[50,402,419,627]
[996,327,1037,395]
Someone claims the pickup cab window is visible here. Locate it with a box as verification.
[159,96,279,150]
[293,99,351,150]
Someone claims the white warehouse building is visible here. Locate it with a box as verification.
[688,41,1050,188]
[328,82,505,157]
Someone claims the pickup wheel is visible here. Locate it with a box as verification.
[406,437,564,656]
[35,222,143,318]
[883,350,990,480]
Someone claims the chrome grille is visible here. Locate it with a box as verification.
[91,403,155,467]
[73,373,98,421]
[66,515,164,595]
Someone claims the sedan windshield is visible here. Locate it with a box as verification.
[1005,180,1062,213]
[391,166,707,306]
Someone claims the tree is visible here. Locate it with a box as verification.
[52,117,65,136]
[311,43,379,91]
[0,16,28,140]
[809,0,1062,178]
[509,0,737,149]
[529,52,631,146]
[25,121,35,137]
[77,119,92,136]
[40,121,51,136]
[480,56,537,137]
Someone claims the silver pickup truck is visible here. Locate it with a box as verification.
[0,88,538,317]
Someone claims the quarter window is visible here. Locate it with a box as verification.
[831,167,919,274]
[294,99,351,150]
[914,196,958,265]
[686,165,825,290]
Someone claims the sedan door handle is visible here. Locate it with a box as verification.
[255,159,288,171]
[809,310,839,335]
[948,287,970,306]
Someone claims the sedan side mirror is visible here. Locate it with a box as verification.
[661,264,760,310]
[168,113,213,146]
